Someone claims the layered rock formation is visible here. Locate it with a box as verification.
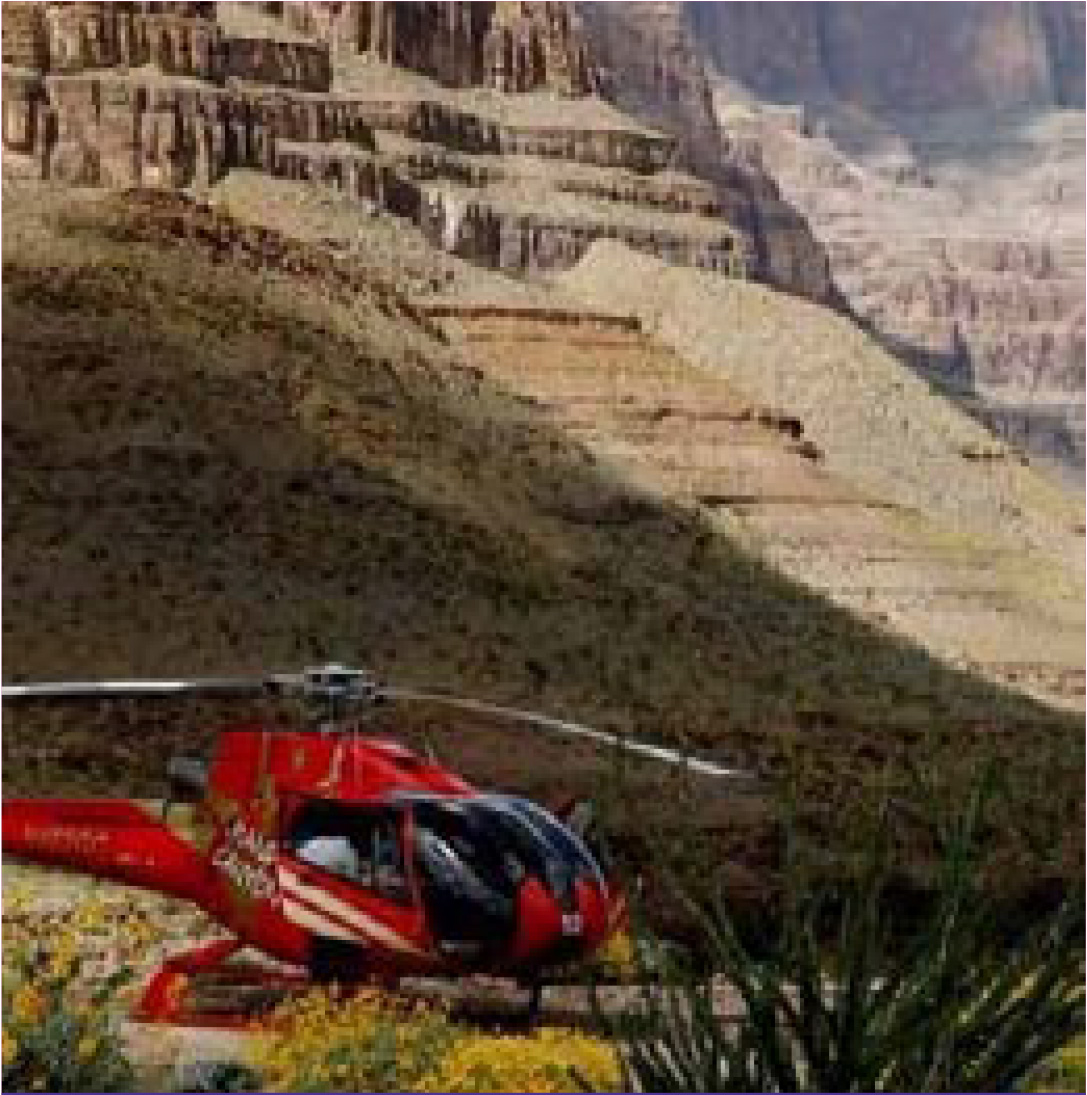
[5,2,329,88]
[484,2,599,96]
[8,3,1078,474]
[275,0,598,95]
[1,1,836,298]
[558,242,1084,707]
[3,67,381,188]
[577,1,840,306]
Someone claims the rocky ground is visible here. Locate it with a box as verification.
[1,857,740,1086]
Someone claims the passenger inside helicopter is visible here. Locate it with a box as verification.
[289,801,410,905]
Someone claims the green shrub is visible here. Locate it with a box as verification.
[3,945,136,1092]
[598,770,1085,1092]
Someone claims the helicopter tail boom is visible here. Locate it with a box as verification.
[2,799,212,905]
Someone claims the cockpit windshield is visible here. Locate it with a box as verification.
[401,794,605,916]
[405,797,515,952]
[481,795,606,890]
[410,799,514,905]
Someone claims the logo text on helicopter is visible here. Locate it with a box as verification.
[212,817,280,905]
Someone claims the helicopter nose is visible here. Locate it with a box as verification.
[508,875,562,963]
[508,875,615,965]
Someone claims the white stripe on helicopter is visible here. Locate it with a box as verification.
[278,867,428,957]
[280,897,366,945]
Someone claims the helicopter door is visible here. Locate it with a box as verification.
[283,800,422,971]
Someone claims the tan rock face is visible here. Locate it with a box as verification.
[559,241,1085,708]
[0,1,331,89]
[4,66,382,188]
[484,2,598,96]
[686,2,1084,478]
[717,102,1085,478]
[1,3,49,70]
[255,1,836,300]
[577,1,841,307]
[414,189,741,276]
[274,1,598,96]
[40,3,224,81]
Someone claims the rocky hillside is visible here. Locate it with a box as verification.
[2,4,1082,881]
[560,241,1084,708]
[9,181,1083,862]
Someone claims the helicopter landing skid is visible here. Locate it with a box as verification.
[136,939,310,1028]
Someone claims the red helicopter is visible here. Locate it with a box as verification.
[2,665,748,1023]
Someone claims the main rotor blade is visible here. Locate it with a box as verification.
[1,678,266,701]
[383,687,754,783]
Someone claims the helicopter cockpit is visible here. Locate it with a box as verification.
[286,794,606,960]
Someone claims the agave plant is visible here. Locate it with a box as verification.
[597,768,1084,1092]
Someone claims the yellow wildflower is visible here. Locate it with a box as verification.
[77,1036,100,1059]
[12,984,45,1024]
[595,929,637,982]
[3,1029,18,1067]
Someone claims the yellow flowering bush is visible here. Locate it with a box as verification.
[419,1026,621,1093]
[1,885,201,1091]
[250,986,621,1093]
[2,899,138,1092]
[250,986,457,1092]
[3,887,169,994]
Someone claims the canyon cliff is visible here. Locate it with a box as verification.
[577,1,839,304]
[3,2,1079,472]
[3,4,1083,825]
[688,2,1085,113]
[675,1,1085,478]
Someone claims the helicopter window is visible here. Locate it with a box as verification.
[488,796,605,888]
[288,801,410,905]
[410,800,516,943]
[411,801,512,900]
